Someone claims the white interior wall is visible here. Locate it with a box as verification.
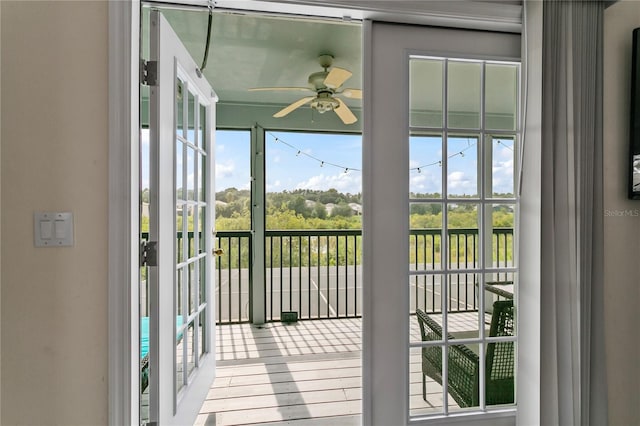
[1,1,109,424]
[603,2,640,425]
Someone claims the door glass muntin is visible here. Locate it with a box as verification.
[174,70,212,402]
[408,55,518,417]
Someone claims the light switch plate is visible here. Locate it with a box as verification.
[34,212,74,247]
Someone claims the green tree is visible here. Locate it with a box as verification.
[331,203,353,218]
[287,195,312,218]
[313,202,327,219]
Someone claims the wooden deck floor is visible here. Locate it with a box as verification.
[195,313,487,425]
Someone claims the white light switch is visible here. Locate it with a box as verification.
[34,212,74,247]
[54,220,66,239]
[40,220,53,239]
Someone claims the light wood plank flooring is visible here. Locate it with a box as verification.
[195,313,486,425]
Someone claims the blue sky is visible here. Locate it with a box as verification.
[216,130,514,196]
[143,129,515,196]
[215,130,364,194]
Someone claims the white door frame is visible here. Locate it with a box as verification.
[108,1,140,424]
[107,2,523,425]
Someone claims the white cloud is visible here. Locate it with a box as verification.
[410,168,441,194]
[411,176,427,192]
[412,175,427,184]
[216,160,235,179]
[496,146,512,159]
[294,172,362,194]
[409,159,421,168]
[448,171,476,194]
[492,159,514,193]
[266,180,282,191]
[492,159,513,176]
[217,144,225,152]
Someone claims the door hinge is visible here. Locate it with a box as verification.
[140,240,158,267]
[140,59,158,86]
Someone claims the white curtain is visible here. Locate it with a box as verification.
[540,0,608,424]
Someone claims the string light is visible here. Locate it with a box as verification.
[496,139,514,151]
[266,131,361,172]
[266,131,513,175]
[410,140,476,173]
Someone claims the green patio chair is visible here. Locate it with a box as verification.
[416,299,514,408]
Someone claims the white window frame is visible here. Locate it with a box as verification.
[108,2,529,425]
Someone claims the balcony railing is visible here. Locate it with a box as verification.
[265,229,361,322]
[141,228,513,324]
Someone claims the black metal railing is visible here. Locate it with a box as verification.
[409,228,514,315]
[265,229,362,321]
[140,231,253,324]
[141,228,513,324]
[215,231,253,323]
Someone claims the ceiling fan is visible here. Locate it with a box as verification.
[249,54,362,125]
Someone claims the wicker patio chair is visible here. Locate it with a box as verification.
[416,299,514,408]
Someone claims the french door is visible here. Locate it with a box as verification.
[363,21,520,425]
[147,10,217,425]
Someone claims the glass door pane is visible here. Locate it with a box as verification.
[408,55,519,417]
[175,81,211,400]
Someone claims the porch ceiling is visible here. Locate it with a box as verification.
[143,5,519,132]
[143,8,362,131]
[162,10,363,109]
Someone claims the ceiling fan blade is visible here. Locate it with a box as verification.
[273,96,315,118]
[324,67,352,89]
[339,88,362,99]
[334,98,357,124]
[248,87,313,92]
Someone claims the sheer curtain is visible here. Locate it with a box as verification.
[539,0,608,424]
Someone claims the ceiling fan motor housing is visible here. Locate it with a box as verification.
[308,71,331,91]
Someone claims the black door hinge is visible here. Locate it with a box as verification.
[140,240,158,267]
[140,59,158,86]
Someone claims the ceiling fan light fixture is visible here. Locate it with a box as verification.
[310,93,339,114]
